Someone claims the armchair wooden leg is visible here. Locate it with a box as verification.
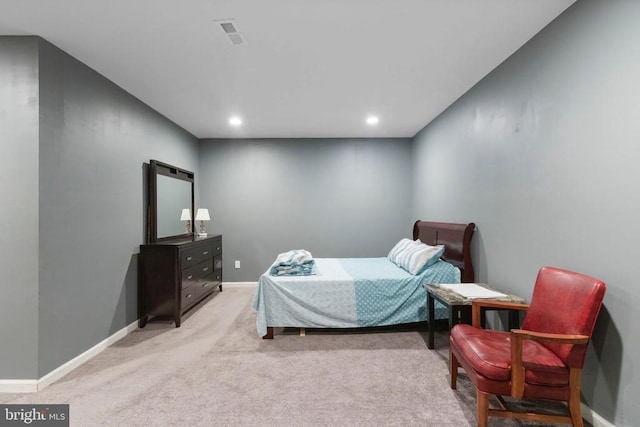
[450,349,458,389]
[477,390,489,427]
[569,369,584,427]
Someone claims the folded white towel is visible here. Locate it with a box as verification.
[270,249,315,276]
[272,249,314,267]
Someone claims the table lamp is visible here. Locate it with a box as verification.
[195,208,210,236]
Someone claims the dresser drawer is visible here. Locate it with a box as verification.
[181,284,198,309]
[195,277,216,299]
[182,259,214,288]
[211,237,222,256]
[212,255,222,283]
[181,241,214,268]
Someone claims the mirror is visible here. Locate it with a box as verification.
[147,160,194,243]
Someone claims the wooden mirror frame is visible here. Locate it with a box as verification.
[147,160,195,243]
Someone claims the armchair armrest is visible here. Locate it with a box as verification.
[511,329,590,345]
[510,329,590,399]
[471,300,529,328]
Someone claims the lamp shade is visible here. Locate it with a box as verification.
[195,208,210,221]
[180,208,191,221]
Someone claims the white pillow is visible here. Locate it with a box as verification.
[395,241,445,275]
[387,238,415,264]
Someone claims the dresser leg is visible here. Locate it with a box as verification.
[139,315,148,328]
[219,284,223,291]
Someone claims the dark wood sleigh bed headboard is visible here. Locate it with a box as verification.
[412,220,476,283]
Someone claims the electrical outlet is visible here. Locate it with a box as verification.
[234,260,240,269]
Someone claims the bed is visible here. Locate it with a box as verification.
[252,220,475,339]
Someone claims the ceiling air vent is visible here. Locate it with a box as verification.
[215,19,246,46]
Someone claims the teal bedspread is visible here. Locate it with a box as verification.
[252,257,460,337]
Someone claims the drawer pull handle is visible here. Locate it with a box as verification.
[203,267,209,272]
[203,251,209,255]
[203,283,209,288]
[187,275,193,280]
[216,275,221,280]
[216,247,221,251]
[186,256,192,261]
[186,293,193,299]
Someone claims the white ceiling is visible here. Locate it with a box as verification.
[0,0,575,139]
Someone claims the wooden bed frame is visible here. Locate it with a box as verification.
[262,220,476,339]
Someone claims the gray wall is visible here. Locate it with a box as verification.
[0,36,200,379]
[199,138,413,281]
[0,38,40,379]
[412,1,638,425]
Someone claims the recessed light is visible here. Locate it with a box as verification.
[366,116,379,125]
[229,116,242,126]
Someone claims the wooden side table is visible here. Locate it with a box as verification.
[424,283,525,349]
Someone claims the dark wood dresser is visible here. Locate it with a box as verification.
[139,234,222,327]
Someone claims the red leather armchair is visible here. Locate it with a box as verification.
[449,267,606,427]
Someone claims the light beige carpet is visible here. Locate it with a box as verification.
[1,287,583,426]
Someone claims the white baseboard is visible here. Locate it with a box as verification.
[0,320,139,393]
[0,380,38,393]
[582,402,615,427]
[223,281,257,288]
